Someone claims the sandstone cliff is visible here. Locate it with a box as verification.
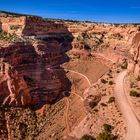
[0,12,73,107]
[0,11,140,107]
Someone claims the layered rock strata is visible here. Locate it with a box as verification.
[0,13,73,107]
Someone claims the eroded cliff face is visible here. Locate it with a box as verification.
[57,21,139,61]
[0,11,140,108]
[0,36,72,108]
[0,12,72,36]
[128,33,140,75]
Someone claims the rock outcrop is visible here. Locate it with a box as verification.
[128,33,140,75]
[0,12,73,107]
[0,39,72,107]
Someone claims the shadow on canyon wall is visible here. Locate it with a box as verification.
[0,22,73,110]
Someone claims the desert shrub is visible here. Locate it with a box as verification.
[121,61,128,69]
[129,90,140,97]
[109,81,114,85]
[80,134,95,140]
[108,75,113,78]
[136,76,140,81]
[101,79,108,84]
[97,124,117,140]
[93,109,99,112]
[108,97,115,103]
[130,82,135,88]
[10,25,22,30]
[100,103,107,107]
[97,131,116,140]
[103,124,113,132]
[110,33,123,40]
[116,70,120,73]
[0,31,17,41]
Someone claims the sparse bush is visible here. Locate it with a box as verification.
[80,134,95,140]
[130,82,135,88]
[121,61,128,69]
[101,79,108,84]
[129,90,140,97]
[97,131,117,140]
[100,103,107,107]
[10,25,22,30]
[116,70,120,73]
[97,124,117,140]
[136,76,140,81]
[109,81,114,85]
[93,109,99,112]
[103,124,113,132]
[0,31,18,42]
[108,97,115,103]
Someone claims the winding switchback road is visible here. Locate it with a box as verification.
[114,70,140,140]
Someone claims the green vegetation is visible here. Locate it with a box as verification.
[43,18,80,22]
[107,70,113,78]
[101,79,108,84]
[97,131,116,140]
[0,10,35,17]
[0,31,17,42]
[116,70,120,73]
[10,25,22,30]
[110,33,123,40]
[80,134,95,140]
[97,124,117,140]
[108,97,115,103]
[103,124,113,132]
[93,109,99,112]
[129,90,140,97]
[130,82,135,88]
[100,103,107,107]
[130,82,138,88]
[109,81,114,85]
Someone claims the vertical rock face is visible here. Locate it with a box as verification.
[0,37,72,107]
[0,12,73,108]
[128,32,140,75]
[0,13,26,35]
[0,11,71,36]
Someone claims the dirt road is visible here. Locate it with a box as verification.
[114,70,140,140]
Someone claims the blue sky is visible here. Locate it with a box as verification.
[0,0,140,23]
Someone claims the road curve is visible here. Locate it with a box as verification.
[114,70,140,140]
[66,69,91,87]
[48,66,92,86]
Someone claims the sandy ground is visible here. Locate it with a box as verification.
[63,59,109,83]
[69,69,126,139]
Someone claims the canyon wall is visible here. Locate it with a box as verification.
[0,11,140,107]
[0,13,73,108]
[0,13,26,35]
[0,12,72,36]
